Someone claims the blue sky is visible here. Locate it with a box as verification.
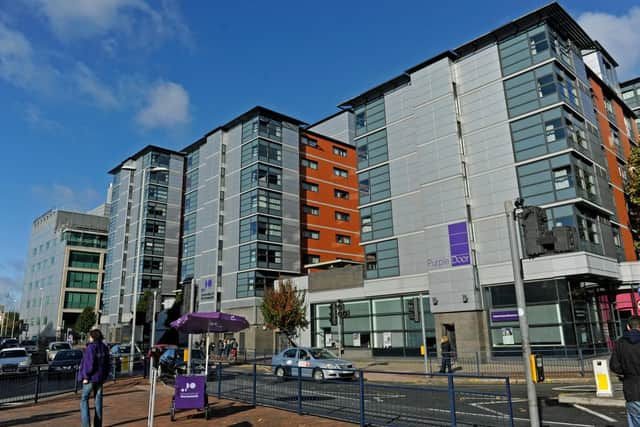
[1,0,639,307]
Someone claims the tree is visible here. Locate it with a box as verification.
[74,307,97,334]
[1,311,20,338]
[627,144,640,256]
[260,279,309,347]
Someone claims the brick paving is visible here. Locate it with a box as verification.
[0,377,355,427]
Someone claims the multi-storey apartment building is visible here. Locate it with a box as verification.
[299,3,640,357]
[621,77,640,126]
[179,107,361,351]
[101,146,185,343]
[20,209,109,339]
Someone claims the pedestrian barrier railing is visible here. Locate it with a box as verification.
[0,358,148,405]
[206,363,515,427]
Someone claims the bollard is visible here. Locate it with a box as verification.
[297,367,302,415]
[448,374,457,427]
[358,370,365,427]
[252,364,257,407]
[34,366,41,404]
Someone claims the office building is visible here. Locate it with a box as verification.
[101,146,185,343]
[299,2,640,357]
[20,208,109,339]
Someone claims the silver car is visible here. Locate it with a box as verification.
[271,347,355,380]
[46,342,72,362]
[0,347,32,374]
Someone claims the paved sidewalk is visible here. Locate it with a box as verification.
[0,377,354,427]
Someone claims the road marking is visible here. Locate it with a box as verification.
[512,417,594,426]
[572,404,617,423]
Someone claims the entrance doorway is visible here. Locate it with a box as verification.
[442,323,456,353]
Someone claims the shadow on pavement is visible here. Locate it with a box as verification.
[0,409,78,426]
[207,403,254,418]
[107,412,170,427]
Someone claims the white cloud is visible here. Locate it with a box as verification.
[0,21,57,91]
[578,7,640,78]
[32,184,101,211]
[136,81,190,129]
[73,62,119,108]
[0,276,22,308]
[31,0,192,51]
[24,105,62,132]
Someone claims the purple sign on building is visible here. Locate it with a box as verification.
[448,222,471,267]
[491,310,519,322]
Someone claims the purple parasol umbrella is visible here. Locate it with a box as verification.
[170,311,250,334]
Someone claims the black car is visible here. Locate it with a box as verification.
[48,349,84,377]
[0,338,18,350]
[159,348,205,375]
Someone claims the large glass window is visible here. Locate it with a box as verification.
[145,220,166,238]
[185,170,199,192]
[360,202,394,242]
[143,238,165,257]
[147,185,168,202]
[238,243,282,270]
[240,163,282,191]
[183,213,196,235]
[142,257,163,274]
[68,251,100,269]
[240,189,282,217]
[364,239,399,279]
[241,139,282,166]
[359,164,391,204]
[237,271,278,298]
[186,149,199,170]
[356,129,388,169]
[182,235,196,257]
[355,97,386,136]
[146,202,166,220]
[64,292,96,309]
[62,231,107,249]
[66,271,98,289]
[181,258,194,281]
[239,216,282,243]
[242,116,282,142]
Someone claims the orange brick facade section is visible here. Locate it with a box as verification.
[299,130,364,267]
[590,77,638,261]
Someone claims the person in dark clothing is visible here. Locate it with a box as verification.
[217,339,224,358]
[439,335,453,374]
[611,316,640,426]
[78,329,111,427]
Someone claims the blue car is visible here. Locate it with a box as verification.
[271,347,355,381]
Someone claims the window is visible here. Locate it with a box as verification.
[303,229,320,240]
[359,165,391,204]
[537,74,556,98]
[334,167,348,178]
[145,220,166,237]
[242,116,282,142]
[303,205,319,216]
[301,159,318,170]
[142,258,163,274]
[357,129,388,169]
[184,192,198,213]
[336,234,351,244]
[304,254,320,265]
[149,170,169,185]
[529,32,548,55]
[68,252,100,269]
[364,239,400,279]
[301,136,318,147]
[181,258,194,281]
[183,213,196,235]
[240,189,282,217]
[334,189,349,199]
[575,167,597,195]
[185,170,198,192]
[64,292,96,309]
[239,216,282,243]
[241,139,282,166]
[241,163,282,191]
[610,130,621,154]
[182,235,196,257]
[146,202,166,219]
[66,272,98,289]
[302,181,319,192]
[335,211,350,222]
[355,97,386,136]
[333,146,347,157]
[187,149,199,169]
[360,202,393,242]
[141,276,161,289]
[624,116,633,138]
[147,185,168,202]
[577,214,599,244]
[552,168,570,190]
[144,238,165,257]
[148,152,170,168]
[623,90,635,100]
[544,118,564,143]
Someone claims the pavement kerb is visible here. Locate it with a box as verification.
[557,392,626,408]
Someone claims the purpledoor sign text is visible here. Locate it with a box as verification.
[491,310,519,322]
[426,221,471,269]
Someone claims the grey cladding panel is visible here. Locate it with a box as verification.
[391,192,422,235]
[458,80,508,133]
[455,45,502,94]
[464,123,515,176]
[418,178,467,228]
[468,167,519,219]
[416,134,462,183]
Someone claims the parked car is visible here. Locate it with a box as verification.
[0,338,19,350]
[48,349,84,377]
[159,348,205,375]
[271,347,355,381]
[147,344,178,360]
[0,347,32,374]
[20,340,38,354]
[110,344,144,372]
[46,342,72,362]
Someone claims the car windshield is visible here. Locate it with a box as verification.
[55,350,83,360]
[310,349,338,359]
[1,350,27,358]
[21,341,35,346]
[51,343,71,350]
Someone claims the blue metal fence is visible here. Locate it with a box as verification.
[207,363,514,427]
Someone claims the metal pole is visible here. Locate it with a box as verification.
[419,293,428,375]
[187,277,195,375]
[38,289,44,338]
[337,311,343,357]
[1,308,5,337]
[130,168,147,374]
[150,290,158,348]
[504,201,540,426]
[205,333,210,377]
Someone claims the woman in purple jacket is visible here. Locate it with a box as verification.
[78,329,111,427]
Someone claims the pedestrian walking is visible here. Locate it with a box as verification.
[611,316,640,426]
[439,335,453,374]
[217,339,224,358]
[78,329,111,427]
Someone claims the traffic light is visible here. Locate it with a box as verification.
[408,297,420,323]
[520,206,552,258]
[329,302,338,326]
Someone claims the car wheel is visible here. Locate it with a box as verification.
[313,369,324,381]
[275,366,286,380]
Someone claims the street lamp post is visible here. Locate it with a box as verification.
[38,288,44,338]
[122,164,169,374]
[150,290,158,348]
